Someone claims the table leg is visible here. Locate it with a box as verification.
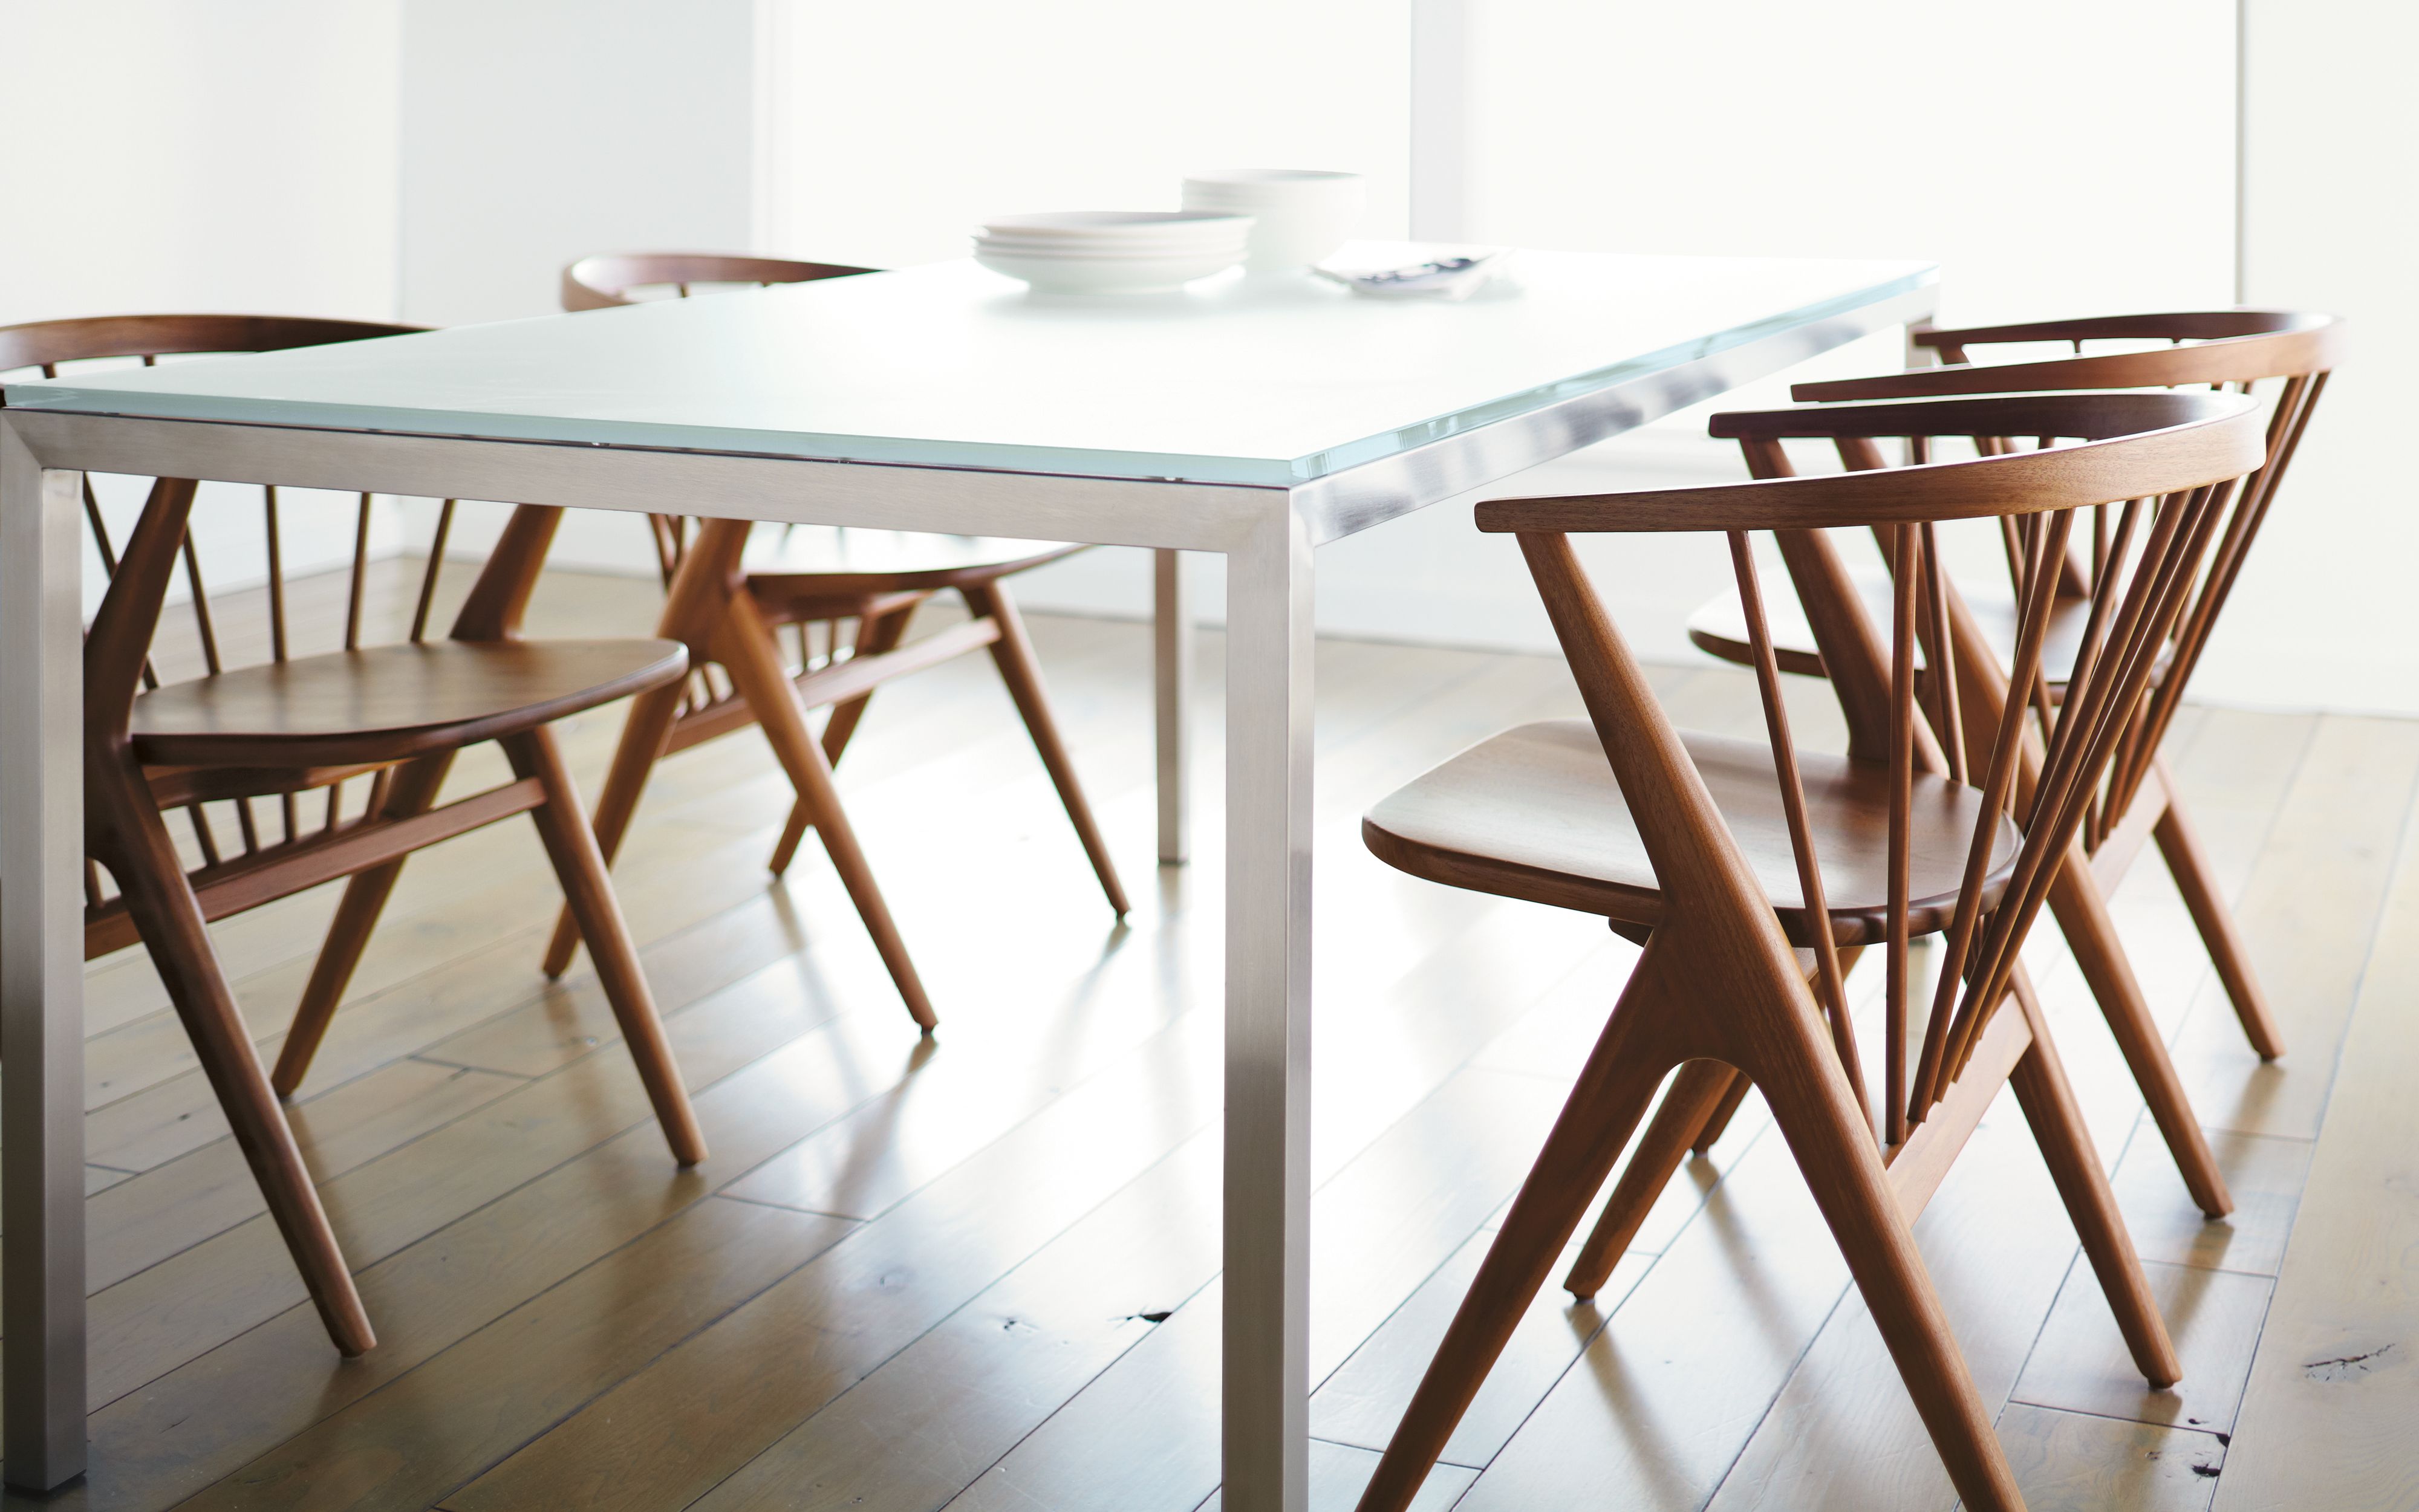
[1222,516,1314,1512]
[1154,547,1193,865]
[1,424,89,1490]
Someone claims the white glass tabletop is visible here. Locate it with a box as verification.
[5,245,1934,488]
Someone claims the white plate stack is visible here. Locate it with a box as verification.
[1180,170,1364,270]
[972,212,1254,294]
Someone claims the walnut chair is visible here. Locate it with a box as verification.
[1351,389,2268,1512]
[542,254,1129,1028]
[10,314,708,1358]
[1667,312,2342,1215]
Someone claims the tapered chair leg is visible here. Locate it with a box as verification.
[767,805,813,883]
[1356,958,1689,1512]
[769,603,914,877]
[1752,1025,2025,1512]
[715,591,939,1029]
[962,582,1130,917]
[545,516,747,978]
[1564,1059,1737,1299]
[2151,765,2285,1060]
[275,752,456,1095]
[506,725,708,1166]
[2005,969,2181,1386]
[92,774,375,1356]
[541,676,688,978]
[2046,851,2233,1218]
[1690,1071,1756,1156]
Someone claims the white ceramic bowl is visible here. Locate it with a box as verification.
[1180,170,1364,269]
[972,244,1245,293]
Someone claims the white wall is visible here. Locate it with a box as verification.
[1468,1,2237,320]
[397,0,757,327]
[4,2,403,327]
[393,0,760,573]
[754,0,1411,270]
[2216,0,2419,715]
[2,0,411,607]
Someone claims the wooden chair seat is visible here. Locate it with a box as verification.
[128,638,688,768]
[1363,720,2017,946]
[740,527,1082,595]
[1688,563,2094,686]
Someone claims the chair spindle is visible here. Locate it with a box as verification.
[180,527,223,675]
[345,492,374,650]
[409,499,459,643]
[1728,532,1867,1127]
[264,485,289,661]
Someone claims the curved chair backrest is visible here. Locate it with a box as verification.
[1480,391,2266,1140]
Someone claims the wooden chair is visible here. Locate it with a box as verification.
[1352,390,2268,1512]
[1672,312,2342,1212]
[543,254,1128,1027]
[8,314,708,1358]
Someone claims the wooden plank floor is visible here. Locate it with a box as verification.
[12,559,2413,1511]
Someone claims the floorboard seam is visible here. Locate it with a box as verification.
[674,1136,1226,1512]
[82,939,882,1417]
[709,1190,863,1222]
[414,1215,865,1512]
[80,902,841,1313]
[1453,1111,1782,1502]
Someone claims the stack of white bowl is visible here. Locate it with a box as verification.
[972,212,1253,294]
[1180,170,1365,271]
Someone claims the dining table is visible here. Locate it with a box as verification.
[1,243,1935,1505]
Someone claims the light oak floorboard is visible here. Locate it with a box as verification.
[628,1131,1227,1512]
[446,1006,1232,1512]
[1700,1100,2083,1512]
[1411,1123,1860,1512]
[934,1065,1570,1512]
[2170,716,2419,1141]
[187,1197,853,1512]
[1310,1236,1654,1470]
[2212,774,2419,1512]
[2109,1127,2313,1279]
[17,956,941,1509]
[1996,1404,2225,1512]
[1189,1437,1478,1512]
[2010,1259,2273,1435]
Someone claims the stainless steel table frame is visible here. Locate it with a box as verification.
[1,269,1932,1504]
